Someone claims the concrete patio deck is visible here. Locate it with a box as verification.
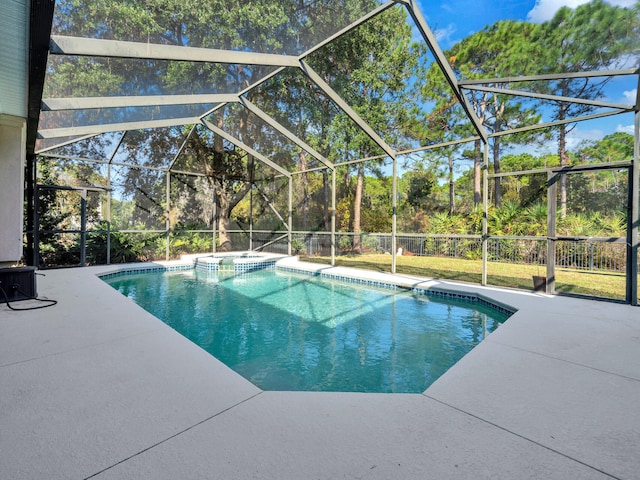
[1,261,639,479]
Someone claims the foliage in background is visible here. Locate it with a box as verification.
[34,0,638,266]
[85,222,149,264]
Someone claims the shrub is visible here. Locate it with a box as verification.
[361,234,380,252]
[291,238,306,255]
[86,222,145,264]
[339,236,352,252]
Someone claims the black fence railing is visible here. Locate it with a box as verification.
[255,231,628,274]
[35,225,629,275]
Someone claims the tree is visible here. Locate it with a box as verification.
[47,0,391,249]
[533,0,639,217]
[580,132,634,164]
[499,153,552,208]
[419,58,477,206]
[307,6,424,249]
[405,166,436,211]
[251,67,332,233]
[448,20,543,207]
[568,132,634,214]
[360,176,393,233]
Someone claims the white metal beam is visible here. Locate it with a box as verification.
[463,85,634,111]
[458,68,639,86]
[41,94,240,111]
[299,60,396,159]
[398,0,488,143]
[239,97,334,169]
[299,1,398,61]
[489,109,628,138]
[50,35,301,67]
[167,125,197,171]
[233,2,397,99]
[201,118,291,177]
[37,117,200,139]
[35,133,101,154]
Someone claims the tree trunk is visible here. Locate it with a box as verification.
[470,93,487,206]
[473,139,482,205]
[448,153,455,215]
[299,150,309,229]
[216,184,232,251]
[321,169,331,255]
[558,102,568,218]
[493,137,502,208]
[211,117,228,250]
[353,162,364,252]
[322,169,330,231]
[208,113,254,251]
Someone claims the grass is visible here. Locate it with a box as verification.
[300,253,628,301]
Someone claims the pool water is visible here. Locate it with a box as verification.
[105,269,509,393]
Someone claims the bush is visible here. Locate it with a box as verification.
[86,222,146,264]
[166,232,213,257]
[361,234,380,252]
[339,236,352,252]
[291,238,306,255]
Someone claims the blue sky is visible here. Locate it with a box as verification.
[417,0,637,48]
[413,0,637,152]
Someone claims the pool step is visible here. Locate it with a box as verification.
[194,255,278,273]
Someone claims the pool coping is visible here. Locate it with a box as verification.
[97,255,517,318]
[275,257,517,317]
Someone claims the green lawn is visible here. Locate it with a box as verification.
[300,254,628,301]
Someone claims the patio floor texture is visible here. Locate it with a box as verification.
[1,261,639,479]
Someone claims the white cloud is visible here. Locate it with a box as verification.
[440,2,454,13]
[434,23,457,44]
[527,0,636,24]
[564,126,605,150]
[623,89,637,104]
[616,124,635,135]
[527,0,590,23]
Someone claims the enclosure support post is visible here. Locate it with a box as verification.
[106,163,111,264]
[212,188,217,254]
[288,177,293,256]
[165,172,170,261]
[25,154,36,267]
[34,185,40,268]
[481,143,488,286]
[391,156,397,274]
[105,132,124,266]
[249,185,253,251]
[80,189,87,267]
[547,171,558,294]
[331,168,336,266]
[630,109,639,305]
[627,166,635,303]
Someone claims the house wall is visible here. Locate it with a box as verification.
[0,117,27,265]
[0,0,28,266]
[0,0,28,119]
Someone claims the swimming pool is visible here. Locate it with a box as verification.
[104,268,511,393]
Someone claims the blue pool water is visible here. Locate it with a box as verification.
[105,269,510,393]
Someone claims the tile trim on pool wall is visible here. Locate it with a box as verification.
[194,257,278,272]
[276,265,516,317]
[98,264,192,279]
[98,263,516,317]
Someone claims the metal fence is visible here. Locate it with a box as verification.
[37,223,627,274]
[556,239,627,272]
[254,231,628,273]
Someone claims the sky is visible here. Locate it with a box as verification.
[417,0,637,48]
[414,0,637,153]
